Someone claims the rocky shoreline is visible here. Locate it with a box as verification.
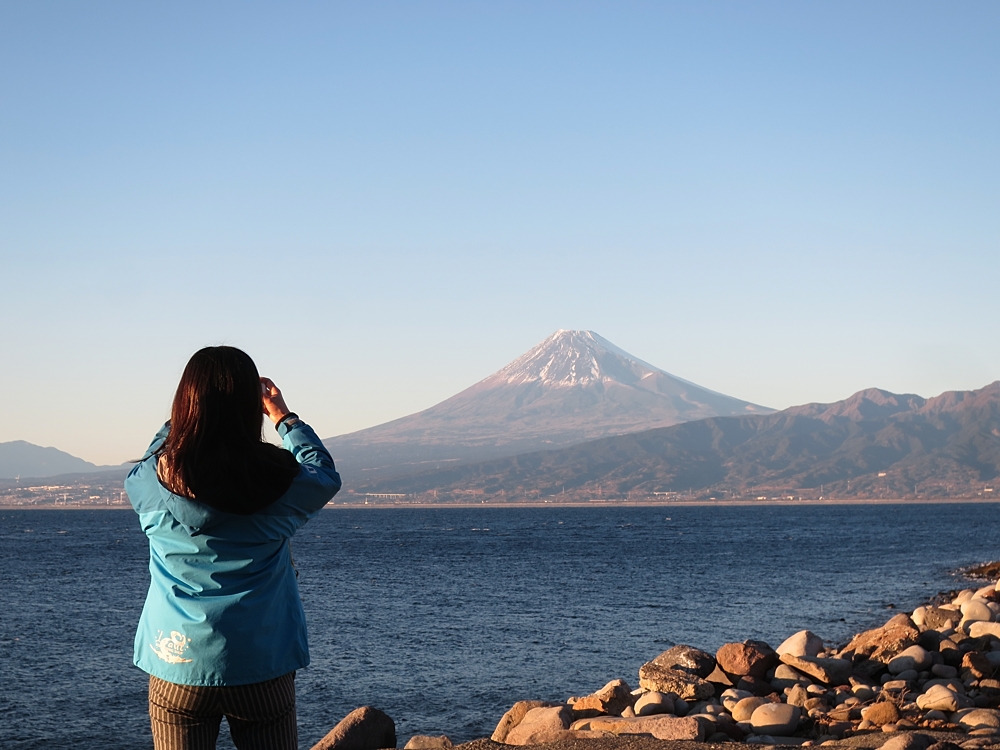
[314,566,1000,750]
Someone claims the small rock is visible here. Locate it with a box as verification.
[717,640,779,679]
[786,685,810,708]
[854,686,876,701]
[890,646,933,674]
[861,701,901,726]
[969,622,1000,640]
[933,664,959,679]
[637,662,715,701]
[733,696,768,722]
[404,736,451,750]
[738,676,775,696]
[777,630,825,659]
[880,732,938,750]
[916,684,974,712]
[311,706,397,750]
[963,652,994,679]
[651,645,717,678]
[925,743,964,750]
[705,665,734,686]
[634,691,673,717]
[957,709,1000,729]
[721,688,753,712]
[749,703,801,735]
[924,607,962,631]
[620,706,635,718]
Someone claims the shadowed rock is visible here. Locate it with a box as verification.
[311,707,397,750]
[570,679,635,716]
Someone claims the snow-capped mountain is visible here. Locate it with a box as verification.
[324,330,772,479]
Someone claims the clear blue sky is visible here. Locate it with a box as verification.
[2,2,998,464]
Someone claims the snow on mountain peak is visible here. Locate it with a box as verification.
[486,329,665,388]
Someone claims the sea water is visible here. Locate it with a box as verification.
[1,503,998,749]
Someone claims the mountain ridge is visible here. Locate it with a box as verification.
[348,381,1000,500]
[0,440,127,480]
[322,329,771,479]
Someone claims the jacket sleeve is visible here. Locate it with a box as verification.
[125,423,170,514]
[274,419,342,517]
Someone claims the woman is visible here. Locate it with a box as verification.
[126,346,342,750]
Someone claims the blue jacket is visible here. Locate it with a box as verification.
[126,419,341,686]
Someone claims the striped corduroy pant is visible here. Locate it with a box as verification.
[148,672,297,750]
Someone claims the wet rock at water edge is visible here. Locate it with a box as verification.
[651,644,717,678]
[637,661,715,701]
[311,706,397,750]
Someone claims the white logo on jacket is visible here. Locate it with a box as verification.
[151,630,193,663]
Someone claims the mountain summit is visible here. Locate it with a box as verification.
[324,329,771,479]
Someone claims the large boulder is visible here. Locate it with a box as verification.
[716,640,778,679]
[491,701,556,743]
[504,706,572,746]
[650,644,717,678]
[840,614,919,664]
[311,707,397,750]
[776,630,824,658]
[637,662,715,701]
[570,679,635,716]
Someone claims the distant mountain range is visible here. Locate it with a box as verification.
[0,441,126,480]
[350,382,1000,500]
[323,330,770,480]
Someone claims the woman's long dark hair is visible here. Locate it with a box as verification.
[156,346,300,514]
